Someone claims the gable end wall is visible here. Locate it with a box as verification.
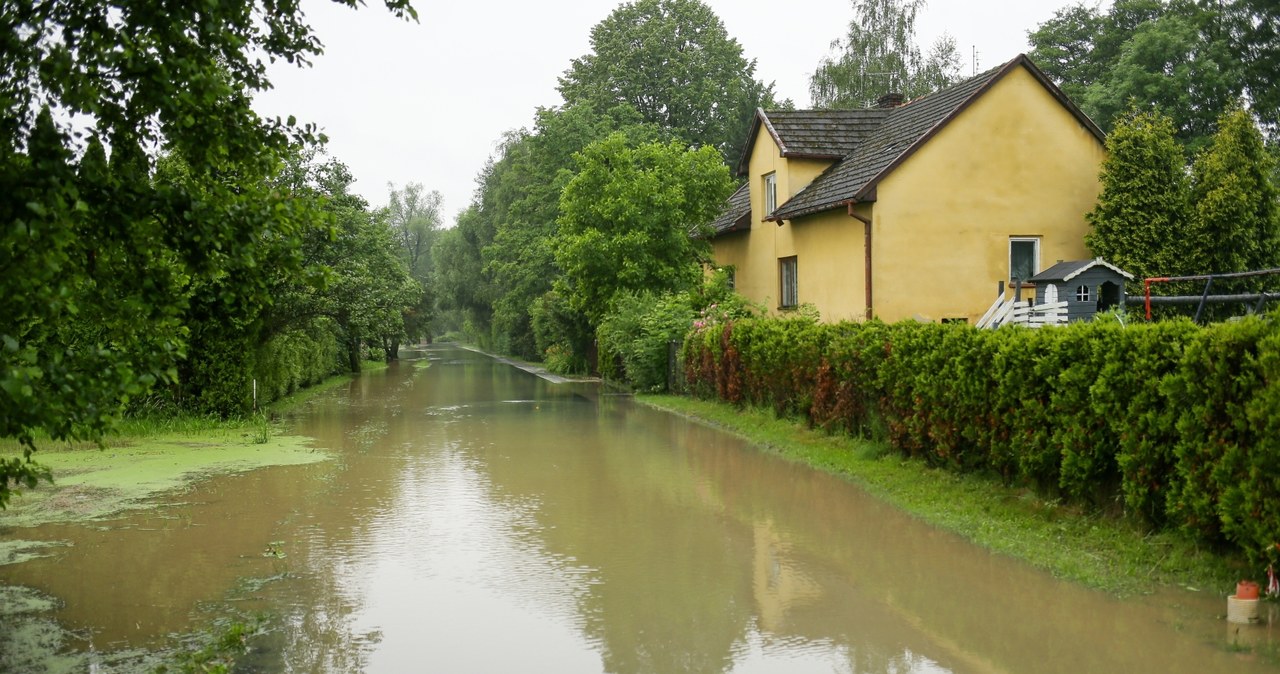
[870,65,1105,323]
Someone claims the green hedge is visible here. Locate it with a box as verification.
[682,314,1280,565]
[253,319,344,405]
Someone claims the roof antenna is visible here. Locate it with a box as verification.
[972,46,980,76]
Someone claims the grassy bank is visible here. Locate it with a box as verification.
[639,394,1243,598]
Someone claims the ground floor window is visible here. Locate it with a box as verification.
[779,256,798,308]
[1076,284,1091,302]
[1009,237,1040,282]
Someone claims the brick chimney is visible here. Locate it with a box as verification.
[875,92,905,108]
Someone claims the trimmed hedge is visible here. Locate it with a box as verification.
[682,314,1280,565]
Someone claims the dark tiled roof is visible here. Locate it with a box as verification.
[708,182,751,236]
[1029,259,1134,282]
[736,109,891,175]
[771,54,1104,222]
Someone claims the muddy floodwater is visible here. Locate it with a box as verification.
[2,344,1276,672]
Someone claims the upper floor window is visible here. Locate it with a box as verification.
[779,256,798,308]
[764,172,777,216]
[1009,237,1040,282]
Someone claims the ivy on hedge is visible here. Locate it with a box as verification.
[682,314,1280,565]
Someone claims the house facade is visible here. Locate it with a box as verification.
[709,55,1106,324]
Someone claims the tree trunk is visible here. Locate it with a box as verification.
[347,339,361,373]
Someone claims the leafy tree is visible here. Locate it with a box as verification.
[810,0,962,108]
[0,0,415,503]
[434,207,496,347]
[386,183,443,282]
[1227,0,1280,136]
[1085,108,1193,282]
[1029,0,1270,149]
[554,133,733,326]
[1188,106,1280,282]
[1026,3,1109,104]
[1083,9,1241,153]
[385,182,442,350]
[270,155,420,372]
[483,104,660,359]
[916,34,965,95]
[557,0,777,162]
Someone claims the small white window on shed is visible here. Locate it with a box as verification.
[764,173,778,215]
[1044,284,1059,304]
[1076,284,1091,302]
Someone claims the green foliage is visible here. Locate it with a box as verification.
[1188,106,1280,284]
[1029,0,1273,147]
[1083,10,1241,153]
[253,319,343,404]
[0,0,415,503]
[810,0,962,108]
[480,106,659,359]
[531,290,593,375]
[1087,105,1280,319]
[683,313,1280,565]
[443,1,770,364]
[385,182,442,347]
[1086,108,1193,282]
[1163,317,1272,552]
[432,209,495,348]
[153,619,263,674]
[598,270,758,391]
[554,133,733,326]
[558,0,778,162]
[597,292,695,392]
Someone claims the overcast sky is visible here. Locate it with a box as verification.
[253,0,1087,223]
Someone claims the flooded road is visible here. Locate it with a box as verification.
[1,344,1275,672]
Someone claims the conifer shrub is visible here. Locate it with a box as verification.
[1165,316,1271,546]
[1109,319,1198,526]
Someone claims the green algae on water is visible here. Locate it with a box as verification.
[0,539,70,566]
[0,431,330,528]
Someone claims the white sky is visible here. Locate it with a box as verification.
[253,0,1082,223]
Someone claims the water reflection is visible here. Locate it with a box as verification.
[1,344,1275,673]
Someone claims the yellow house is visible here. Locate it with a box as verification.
[708,54,1106,324]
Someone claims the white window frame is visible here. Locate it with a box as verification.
[1009,237,1040,282]
[1076,284,1091,302]
[779,256,798,308]
[764,172,777,216]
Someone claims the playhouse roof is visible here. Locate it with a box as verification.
[1029,258,1134,283]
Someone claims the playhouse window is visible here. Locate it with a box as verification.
[1076,284,1091,302]
[1044,284,1059,304]
[1009,237,1040,282]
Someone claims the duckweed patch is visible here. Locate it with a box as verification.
[0,432,329,528]
[0,540,70,566]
